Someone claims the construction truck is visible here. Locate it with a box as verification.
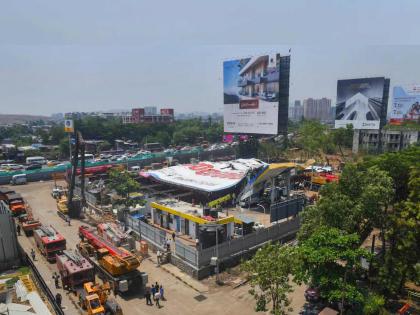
[5,192,26,216]
[56,250,95,291]
[77,226,147,295]
[18,204,41,236]
[78,282,123,315]
[34,225,66,262]
[97,223,135,251]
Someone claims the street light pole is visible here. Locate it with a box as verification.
[215,226,219,283]
[257,203,266,214]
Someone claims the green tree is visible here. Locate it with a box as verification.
[298,165,394,241]
[242,243,296,315]
[295,227,370,306]
[331,124,353,158]
[363,293,386,315]
[376,165,420,296]
[107,169,140,204]
[258,142,281,162]
[296,120,334,160]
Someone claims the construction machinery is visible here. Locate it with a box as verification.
[18,204,41,236]
[64,131,86,219]
[77,226,147,295]
[4,192,26,216]
[78,282,123,315]
[56,250,95,291]
[97,223,135,251]
[34,225,66,262]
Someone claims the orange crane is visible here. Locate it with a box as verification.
[77,226,147,295]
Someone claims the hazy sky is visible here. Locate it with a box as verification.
[1,0,420,115]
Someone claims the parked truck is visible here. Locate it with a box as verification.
[56,250,95,291]
[34,225,66,262]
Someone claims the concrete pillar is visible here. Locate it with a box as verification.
[352,129,360,154]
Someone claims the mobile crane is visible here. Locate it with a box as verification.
[77,226,147,295]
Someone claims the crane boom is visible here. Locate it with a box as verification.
[79,226,130,259]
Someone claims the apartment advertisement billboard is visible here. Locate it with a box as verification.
[390,85,420,124]
[223,53,281,135]
[335,77,386,130]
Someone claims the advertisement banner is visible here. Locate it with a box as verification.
[335,77,386,130]
[390,85,420,125]
[223,53,281,135]
[64,119,74,133]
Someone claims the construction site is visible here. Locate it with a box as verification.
[0,130,342,315]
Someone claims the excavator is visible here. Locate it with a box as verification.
[77,226,147,295]
[78,282,122,315]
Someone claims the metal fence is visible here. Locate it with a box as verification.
[197,217,300,267]
[125,215,166,249]
[175,240,198,266]
[24,252,65,315]
[270,195,305,222]
[126,215,299,268]
[74,186,98,205]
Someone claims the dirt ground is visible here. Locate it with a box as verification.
[10,180,307,315]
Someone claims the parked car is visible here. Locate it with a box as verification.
[10,174,27,185]
[47,160,60,167]
[26,164,42,170]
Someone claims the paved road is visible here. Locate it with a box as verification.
[11,181,263,315]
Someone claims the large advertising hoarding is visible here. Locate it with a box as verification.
[390,85,420,125]
[223,53,281,135]
[335,77,386,130]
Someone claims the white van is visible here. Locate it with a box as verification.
[78,153,95,163]
[26,156,47,165]
[10,174,27,185]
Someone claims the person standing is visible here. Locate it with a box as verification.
[55,293,62,308]
[145,287,153,306]
[52,272,60,288]
[172,231,176,241]
[156,250,161,265]
[155,281,160,293]
[151,284,156,299]
[30,249,36,261]
[16,224,21,236]
[160,285,165,301]
[154,290,161,308]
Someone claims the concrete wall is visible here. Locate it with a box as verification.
[0,201,20,271]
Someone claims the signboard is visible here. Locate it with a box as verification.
[335,77,387,130]
[390,85,420,125]
[64,119,74,133]
[223,53,281,135]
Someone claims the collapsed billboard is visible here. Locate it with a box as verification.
[390,85,420,125]
[223,53,282,135]
[335,77,388,130]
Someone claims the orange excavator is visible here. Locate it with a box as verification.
[77,226,147,295]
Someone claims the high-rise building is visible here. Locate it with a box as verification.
[291,100,304,121]
[303,98,332,122]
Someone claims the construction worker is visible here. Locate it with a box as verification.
[55,293,62,308]
[30,249,36,261]
[16,224,21,236]
[154,290,161,308]
[145,287,153,306]
[52,272,60,288]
